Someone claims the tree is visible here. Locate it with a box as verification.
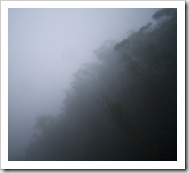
[153,8,177,24]
[23,8,177,161]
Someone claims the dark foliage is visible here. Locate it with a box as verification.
[23,9,177,161]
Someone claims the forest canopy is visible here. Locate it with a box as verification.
[22,8,177,161]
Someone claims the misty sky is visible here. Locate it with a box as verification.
[8,8,159,160]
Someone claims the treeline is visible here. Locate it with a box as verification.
[23,8,177,161]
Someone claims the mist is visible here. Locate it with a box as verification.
[8,8,177,161]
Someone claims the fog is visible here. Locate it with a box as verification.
[8,8,176,161]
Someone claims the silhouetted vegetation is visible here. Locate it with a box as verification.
[23,8,177,161]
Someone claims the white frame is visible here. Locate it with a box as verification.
[1,1,185,169]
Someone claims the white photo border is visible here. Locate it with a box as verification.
[1,1,185,169]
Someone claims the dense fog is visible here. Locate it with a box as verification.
[8,8,177,161]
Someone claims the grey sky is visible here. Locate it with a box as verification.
[8,8,159,160]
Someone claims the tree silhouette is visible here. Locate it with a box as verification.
[23,8,177,161]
